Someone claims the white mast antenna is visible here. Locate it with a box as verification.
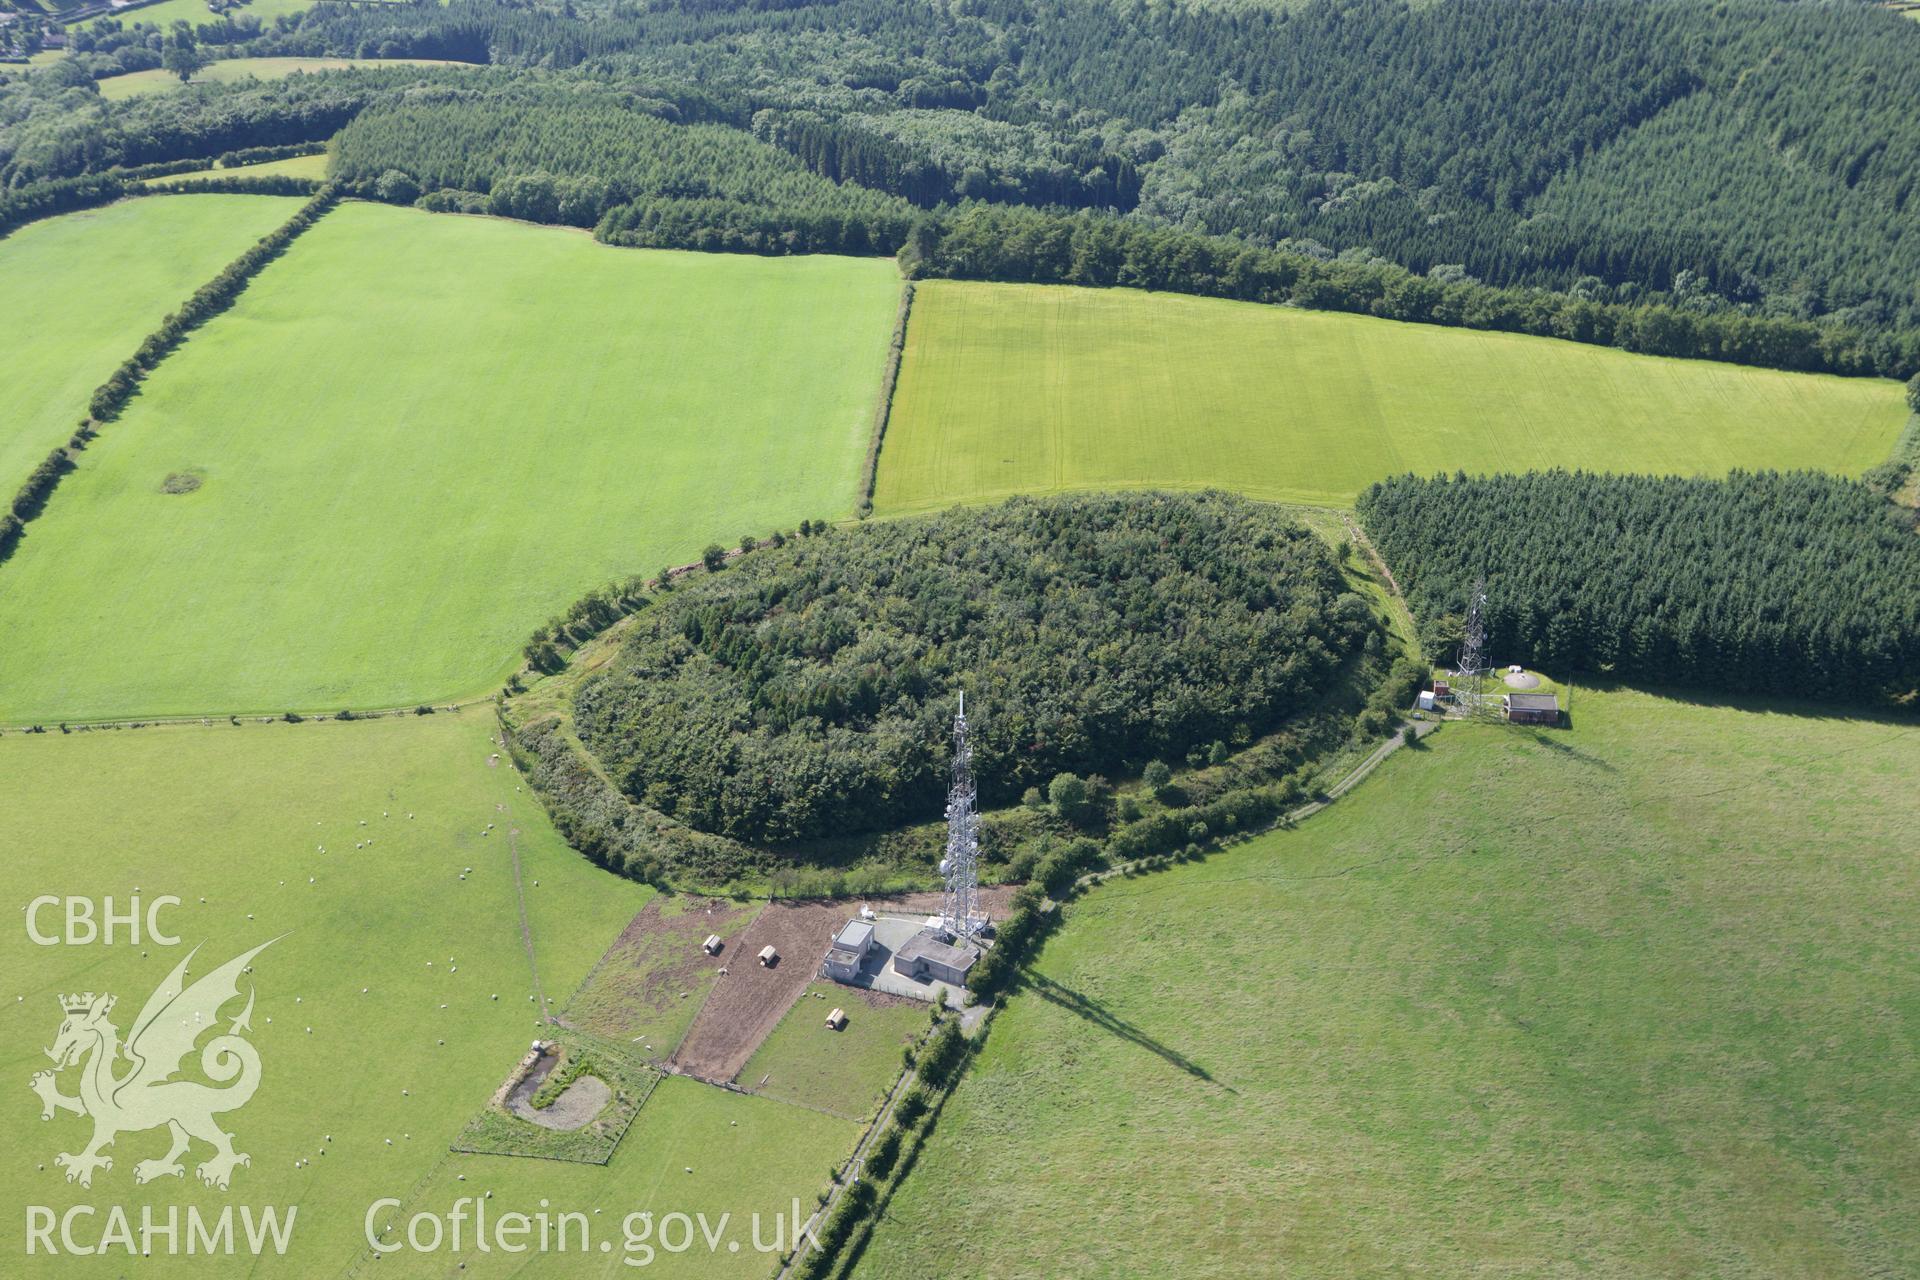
[940,691,981,941]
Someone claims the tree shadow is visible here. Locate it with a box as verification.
[1021,971,1234,1092]
[1574,675,1918,725]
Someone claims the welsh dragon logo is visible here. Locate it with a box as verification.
[30,939,277,1191]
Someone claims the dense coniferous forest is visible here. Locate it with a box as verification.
[1358,472,1920,707]
[571,493,1376,844]
[6,0,1919,369]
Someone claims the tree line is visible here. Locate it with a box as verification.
[1357,471,1920,707]
[210,0,1920,336]
[902,205,1920,380]
[12,0,1918,373]
[3,187,339,565]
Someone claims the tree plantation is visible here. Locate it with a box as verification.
[572,493,1377,844]
[1358,471,1920,706]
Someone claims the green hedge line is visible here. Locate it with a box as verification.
[153,174,324,197]
[0,173,129,238]
[0,424,93,564]
[87,183,338,424]
[856,282,915,518]
[2,188,338,566]
[902,205,1920,382]
[797,1017,972,1280]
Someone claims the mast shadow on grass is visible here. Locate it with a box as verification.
[1019,970,1235,1093]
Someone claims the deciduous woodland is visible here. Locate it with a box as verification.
[1358,471,1920,706]
[7,0,1919,375]
[572,493,1375,844]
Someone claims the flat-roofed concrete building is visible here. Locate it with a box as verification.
[822,919,875,982]
[1504,692,1561,725]
[891,927,978,988]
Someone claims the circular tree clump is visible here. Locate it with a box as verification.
[573,492,1377,843]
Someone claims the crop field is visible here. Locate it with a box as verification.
[0,710,652,1275]
[95,57,469,100]
[740,984,925,1119]
[856,687,1920,1277]
[872,281,1910,513]
[0,201,900,721]
[0,194,297,495]
[147,152,331,187]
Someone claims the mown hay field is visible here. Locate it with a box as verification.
[0,202,900,721]
[0,194,297,494]
[856,686,1920,1278]
[873,281,1909,513]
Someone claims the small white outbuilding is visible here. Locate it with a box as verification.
[758,945,779,967]
[702,934,723,956]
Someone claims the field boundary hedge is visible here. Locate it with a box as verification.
[0,173,132,241]
[0,185,340,567]
[856,280,913,518]
[900,206,1920,382]
[794,1011,979,1280]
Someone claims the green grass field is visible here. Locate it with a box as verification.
[145,152,331,186]
[873,281,1910,513]
[96,56,467,100]
[0,710,652,1275]
[0,201,900,722]
[0,194,296,495]
[66,0,318,29]
[740,985,925,1119]
[374,1074,859,1278]
[855,687,1920,1277]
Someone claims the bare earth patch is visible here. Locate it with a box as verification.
[563,895,763,1059]
[670,887,1018,1085]
[672,901,849,1084]
[508,1062,614,1131]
